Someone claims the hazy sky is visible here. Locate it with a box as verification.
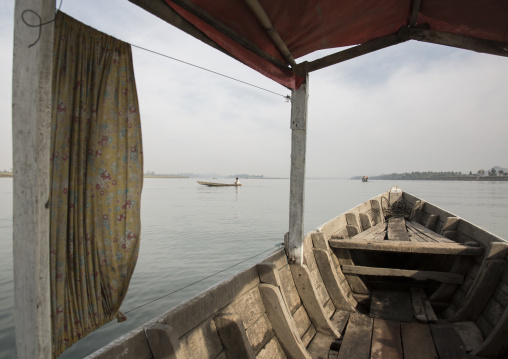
[2,1,507,178]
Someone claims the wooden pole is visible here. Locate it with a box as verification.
[287,63,309,265]
[12,0,54,357]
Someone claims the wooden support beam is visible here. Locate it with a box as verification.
[341,265,464,284]
[409,0,422,26]
[287,63,309,265]
[329,239,484,256]
[243,0,296,66]
[168,0,289,70]
[308,34,408,73]
[13,0,54,357]
[399,27,508,58]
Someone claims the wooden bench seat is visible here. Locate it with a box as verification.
[329,239,484,256]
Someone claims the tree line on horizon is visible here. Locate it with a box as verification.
[360,168,506,180]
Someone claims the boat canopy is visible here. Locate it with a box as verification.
[131,0,508,89]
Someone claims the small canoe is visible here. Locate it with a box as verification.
[197,180,242,187]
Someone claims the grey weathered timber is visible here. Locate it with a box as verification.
[288,64,309,265]
[329,239,484,255]
[346,222,386,241]
[144,323,183,359]
[472,304,508,357]
[258,284,311,359]
[370,291,413,322]
[400,322,437,359]
[337,313,373,359]
[307,33,408,72]
[410,288,437,323]
[371,319,403,359]
[429,320,468,359]
[214,314,256,359]
[406,221,455,243]
[399,26,508,58]
[387,217,409,241]
[342,265,464,284]
[451,321,484,353]
[290,264,341,337]
[447,243,508,322]
[312,248,357,311]
[12,0,55,358]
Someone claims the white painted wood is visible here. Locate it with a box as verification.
[288,64,309,265]
[12,0,55,358]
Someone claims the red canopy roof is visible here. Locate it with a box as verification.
[163,0,508,89]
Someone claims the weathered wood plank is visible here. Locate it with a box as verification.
[337,313,373,359]
[448,258,507,322]
[278,265,302,314]
[400,322,437,359]
[329,239,484,255]
[330,310,350,334]
[214,314,256,359]
[144,324,183,359]
[387,217,410,241]
[335,248,370,295]
[258,284,310,359]
[291,264,341,337]
[224,287,266,329]
[342,265,464,284]
[287,65,309,265]
[13,0,55,357]
[472,305,508,357]
[256,336,288,359]
[301,324,317,348]
[245,313,273,354]
[370,290,413,322]
[293,305,312,339]
[451,321,484,353]
[312,248,357,311]
[306,332,336,358]
[179,320,223,359]
[407,221,455,243]
[347,222,386,241]
[429,320,468,359]
[371,319,403,359]
[410,288,428,322]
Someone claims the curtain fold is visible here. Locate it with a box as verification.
[50,12,143,357]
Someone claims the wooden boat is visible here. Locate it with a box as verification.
[12,0,508,358]
[197,180,242,187]
[88,186,508,358]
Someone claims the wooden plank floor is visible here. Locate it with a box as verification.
[335,290,469,359]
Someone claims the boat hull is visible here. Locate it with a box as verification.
[197,180,242,187]
[88,189,508,358]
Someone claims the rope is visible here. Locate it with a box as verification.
[21,0,64,48]
[130,44,291,100]
[123,243,283,315]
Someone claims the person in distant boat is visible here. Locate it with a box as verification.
[234,177,240,185]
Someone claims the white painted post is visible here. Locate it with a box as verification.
[12,0,55,357]
[287,63,309,265]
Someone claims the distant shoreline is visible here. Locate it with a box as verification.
[144,175,189,178]
[0,173,12,178]
[367,176,508,182]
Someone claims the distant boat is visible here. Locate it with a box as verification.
[362,176,369,182]
[197,180,242,187]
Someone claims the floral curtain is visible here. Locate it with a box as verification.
[50,12,143,357]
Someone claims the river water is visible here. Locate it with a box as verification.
[0,178,507,358]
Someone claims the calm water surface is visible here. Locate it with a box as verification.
[0,178,507,358]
